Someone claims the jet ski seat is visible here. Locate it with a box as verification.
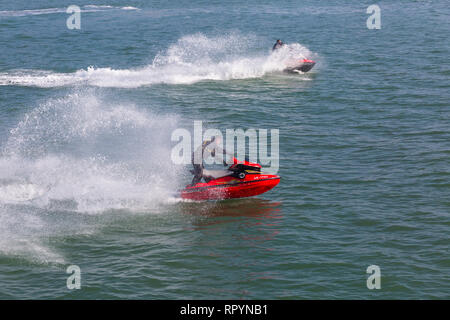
[202,169,232,181]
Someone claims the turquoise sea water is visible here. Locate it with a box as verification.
[0,1,449,299]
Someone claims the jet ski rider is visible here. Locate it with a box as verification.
[190,136,228,186]
[272,39,285,51]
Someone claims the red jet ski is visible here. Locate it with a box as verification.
[284,58,316,73]
[181,158,280,201]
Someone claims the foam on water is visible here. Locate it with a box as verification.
[0,90,183,263]
[0,34,316,88]
[0,203,67,264]
[0,5,139,17]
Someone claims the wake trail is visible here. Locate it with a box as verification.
[0,5,139,17]
[0,34,316,88]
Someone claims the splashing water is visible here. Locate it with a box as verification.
[1,90,182,210]
[0,34,316,88]
[0,90,182,262]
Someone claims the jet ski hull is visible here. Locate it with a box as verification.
[284,59,316,73]
[181,174,280,201]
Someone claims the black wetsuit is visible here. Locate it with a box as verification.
[272,41,284,51]
[190,138,216,186]
[190,138,229,186]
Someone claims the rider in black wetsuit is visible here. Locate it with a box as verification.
[272,39,284,51]
[190,138,213,186]
[190,136,227,186]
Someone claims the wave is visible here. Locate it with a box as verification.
[0,34,316,88]
[0,90,182,262]
[2,90,182,209]
[0,5,139,17]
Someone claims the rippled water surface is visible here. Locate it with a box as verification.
[0,0,449,299]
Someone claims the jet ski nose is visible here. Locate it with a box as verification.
[296,58,316,73]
